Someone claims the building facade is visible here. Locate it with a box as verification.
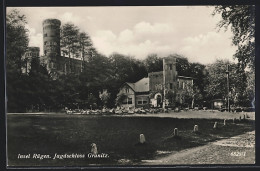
[118,56,193,109]
[21,47,40,74]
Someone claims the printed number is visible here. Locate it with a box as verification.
[230,152,246,157]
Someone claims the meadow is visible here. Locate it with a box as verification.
[7,113,255,167]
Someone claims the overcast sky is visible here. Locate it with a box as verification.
[7,6,237,64]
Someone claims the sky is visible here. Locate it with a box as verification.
[7,6,238,65]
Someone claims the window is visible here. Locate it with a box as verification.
[44,33,47,37]
[137,97,148,105]
[44,41,47,45]
[170,83,173,89]
[125,88,129,93]
[128,98,132,104]
[169,64,172,70]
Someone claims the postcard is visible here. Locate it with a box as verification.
[5,5,255,168]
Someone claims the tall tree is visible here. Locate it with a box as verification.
[79,32,93,68]
[205,60,248,107]
[6,9,29,112]
[60,23,80,71]
[6,9,29,75]
[213,5,255,71]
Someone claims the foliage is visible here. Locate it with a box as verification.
[99,89,111,107]
[60,23,80,58]
[205,60,248,107]
[213,5,255,71]
[143,54,163,73]
[115,92,127,106]
[79,32,93,67]
[6,9,29,112]
[6,9,29,75]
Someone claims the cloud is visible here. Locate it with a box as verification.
[118,29,134,43]
[179,31,237,64]
[134,22,175,34]
[92,21,177,59]
[14,6,237,64]
[58,12,84,24]
[25,24,43,55]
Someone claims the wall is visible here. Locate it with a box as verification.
[21,47,40,74]
[176,77,193,104]
[118,84,135,108]
[148,71,163,93]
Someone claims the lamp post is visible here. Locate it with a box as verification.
[225,64,230,112]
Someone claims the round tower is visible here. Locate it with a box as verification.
[42,19,61,57]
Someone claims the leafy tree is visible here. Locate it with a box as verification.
[99,89,111,107]
[6,9,29,112]
[205,60,248,107]
[60,23,80,70]
[213,5,255,71]
[6,9,29,75]
[143,54,163,73]
[115,92,127,107]
[79,32,93,69]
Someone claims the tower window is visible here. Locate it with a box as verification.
[170,64,172,70]
[170,83,173,89]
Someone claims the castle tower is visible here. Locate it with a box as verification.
[42,19,61,57]
[163,56,177,107]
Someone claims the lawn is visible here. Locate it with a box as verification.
[7,114,255,167]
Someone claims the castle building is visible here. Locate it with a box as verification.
[21,47,40,74]
[118,57,193,109]
[22,19,84,78]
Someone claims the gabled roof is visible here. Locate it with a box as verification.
[123,77,149,93]
[125,82,135,91]
[134,77,149,92]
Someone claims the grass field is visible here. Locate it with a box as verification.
[7,114,255,166]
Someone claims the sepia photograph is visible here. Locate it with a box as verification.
[5,5,255,167]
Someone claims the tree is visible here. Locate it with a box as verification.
[179,82,202,108]
[143,54,163,73]
[79,32,93,69]
[205,60,248,107]
[6,9,29,75]
[99,89,111,107]
[60,23,80,71]
[213,5,255,71]
[6,9,29,112]
[115,92,127,107]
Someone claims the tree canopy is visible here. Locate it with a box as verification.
[213,5,255,71]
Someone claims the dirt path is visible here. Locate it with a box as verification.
[142,131,255,165]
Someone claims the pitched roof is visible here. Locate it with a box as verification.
[134,77,149,92]
[125,82,135,91]
[124,77,149,93]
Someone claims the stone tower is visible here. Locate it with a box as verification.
[42,19,61,57]
[163,56,177,107]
